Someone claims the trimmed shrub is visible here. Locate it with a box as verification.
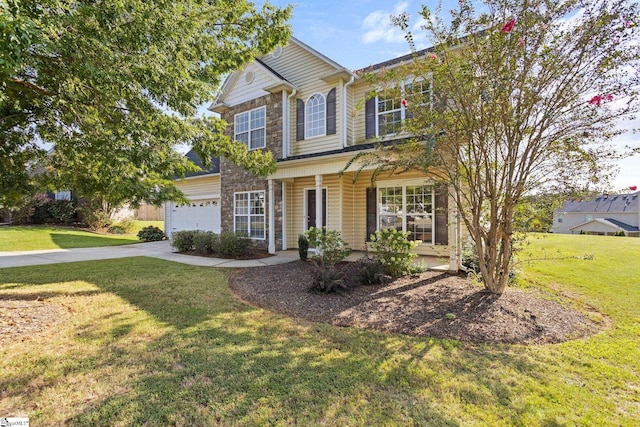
[193,231,218,255]
[78,201,112,231]
[217,231,252,257]
[305,227,352,294]
[31,194,52,224]
[298,234,309,261]
[108,224,127,234]
[48,200,76,224]
[368,228,420,278]
[7,197,36,224]
[305,227,352,266]
[171,230,198,252]
[137,226,165,242]
[109,216,135,234]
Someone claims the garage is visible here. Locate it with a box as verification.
[168,198,221,236]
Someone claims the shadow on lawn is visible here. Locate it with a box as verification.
[1,257,561,425]
[50,232,134,248]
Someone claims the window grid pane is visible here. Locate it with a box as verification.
[378,185,434,243]
[234,107,266,149]
[234,191,265,239]
[306,94,326,138]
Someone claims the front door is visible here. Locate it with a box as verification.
[306,189,327,230]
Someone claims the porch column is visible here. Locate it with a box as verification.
[281,181,287,250]
[268,179,276,254]
[315,174,323,230]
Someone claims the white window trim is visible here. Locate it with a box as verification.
[234,106,266,150]
[233,190,266,240]
[375,77,433,138]
[376,178,436,245]
[304,93,326,140]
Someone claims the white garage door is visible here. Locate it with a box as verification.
[170,199,221,235]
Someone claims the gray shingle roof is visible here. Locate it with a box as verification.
[184,149,220,177]
[560,192,639,213]
[603,218,640,232]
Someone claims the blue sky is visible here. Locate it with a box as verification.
[257,0,639,191]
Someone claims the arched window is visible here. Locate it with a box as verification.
[305,93,326,138]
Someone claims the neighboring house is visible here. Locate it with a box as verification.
[552,192,640,237]
[165,37,462,270]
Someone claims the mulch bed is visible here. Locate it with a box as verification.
[229,260,608,344]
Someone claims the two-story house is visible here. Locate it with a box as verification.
[552,191,640,236]
[164,37,462,270]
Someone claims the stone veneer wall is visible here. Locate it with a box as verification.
[219,93,284,251]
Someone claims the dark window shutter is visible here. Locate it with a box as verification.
[365,96,376,139]
[366,187,377,241]
[296,99,305,141]
[326,88,336,135]
[434,186,448,245]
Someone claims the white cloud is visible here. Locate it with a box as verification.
[361,2,410,44]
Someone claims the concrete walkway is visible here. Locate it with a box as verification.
[0,240,299,269]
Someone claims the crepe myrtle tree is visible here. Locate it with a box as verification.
[1,0,292,210]
[349,0,639,294]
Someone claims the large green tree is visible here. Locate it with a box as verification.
[353,0,639,294]
[1,0,291,210]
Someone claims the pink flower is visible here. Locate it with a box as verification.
[501,19,516,33]
[516,37,525,48]
[401,99,408,107]
[625,20,632,28]
[588,94,614,106]
[428,53,438,60]
[588,95,603,105]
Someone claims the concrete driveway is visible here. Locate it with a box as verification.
[0,240,299,269]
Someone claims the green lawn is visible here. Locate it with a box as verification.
[0,221,163,251]
[129,220,164,235]
[0,234,638,425]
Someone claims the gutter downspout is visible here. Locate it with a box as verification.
[342,75,355,148]
[285,89,297,158]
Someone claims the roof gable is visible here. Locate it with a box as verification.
[212,60,292,109]
[212,37,356,112]
[569,218,639,232]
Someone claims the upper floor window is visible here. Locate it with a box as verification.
[234,106,266,150]
[305,93,326,138]
[296,88,336,141]
[367,78,432,139]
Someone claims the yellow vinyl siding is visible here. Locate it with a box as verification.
[225,62,274,107]
[340,176,357,247]
[346,82,356,146]
[350,171,373,250]
[285,175,342,248]
[262,41,343,156]
[351,81,371,145]
[175,175,221,199]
